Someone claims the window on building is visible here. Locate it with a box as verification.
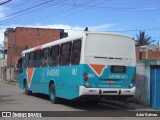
[34,50,41,67]
[71,40,81,65]
[42,48,50,67]
[50,45,59,66]
[28,52,35,68]
[59,42,72,66]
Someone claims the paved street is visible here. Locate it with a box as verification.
[0,81,130,111]
[0,80,141,111]
[0,80,159,120]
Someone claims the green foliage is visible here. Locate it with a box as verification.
[135,31,155,46]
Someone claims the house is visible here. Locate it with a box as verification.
[136,45,160,109]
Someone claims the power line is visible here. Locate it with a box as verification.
[0,0,55,20]
[0,0,99,25]
[0,0,68,23]
[41,0,108,25]
[0,0,158,22]
[47,1,159,11]
[0,0,12,5]
[0,0,103,23]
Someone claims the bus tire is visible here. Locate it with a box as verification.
[24,81,32,95]
[50,83,58,104]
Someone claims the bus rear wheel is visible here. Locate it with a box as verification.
[24,81,32,95]
[50,83,58,104]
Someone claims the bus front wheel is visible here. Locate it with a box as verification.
[24,81,32,95]
[50,83,58,104]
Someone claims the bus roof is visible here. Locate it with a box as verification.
[85,31,133,38]
[22,31,133,55]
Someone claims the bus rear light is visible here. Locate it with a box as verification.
[84,77,88,81]
[83,72,87,77]
[83,72,88,81]
[131,79,135,83]
[132,74,136,79]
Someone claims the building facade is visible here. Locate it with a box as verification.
[4,27,68,66]
[0,27,68,81]
[136,45,160,61]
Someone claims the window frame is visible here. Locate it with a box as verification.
[35,50,41,60]
[42,48,50,59]
[28,52,35,68]
[49,45,60,66]
[71,39,81,65]
[18,57,23,73]
[34,50,42,67]
[24,53,29,68]
[59,42,72,66]
[42,48,50,67]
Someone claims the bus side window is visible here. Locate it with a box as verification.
[28,52,35,68]
[71,40,81,65]
[34,50,41,67]
[59,42,72,66]
[50,45,59,66]
[42,48,50,67]
[25,53,29,68]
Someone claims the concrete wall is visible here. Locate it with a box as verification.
[136,60,160,106]
[0,59,18,81]
[0,59,7,80]
[0,59,7,67]
[6,66,14,81]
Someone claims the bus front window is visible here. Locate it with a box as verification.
[18,58,23,73]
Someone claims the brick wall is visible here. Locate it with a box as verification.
[5,27,67,65]
[136,47,160,61]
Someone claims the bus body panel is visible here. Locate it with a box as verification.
[19,65,86,99]
[86,65,136,88]
[19,64,135,100]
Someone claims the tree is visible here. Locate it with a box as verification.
[135,31,155,46]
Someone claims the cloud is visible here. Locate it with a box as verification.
[0,6,8,19]
[135,6,157,11]
[0,23,115,44]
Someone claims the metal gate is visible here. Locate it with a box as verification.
[150,66,160,109]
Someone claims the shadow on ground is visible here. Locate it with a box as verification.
[28,93,134,110]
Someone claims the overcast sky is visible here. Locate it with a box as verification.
[0,0,160,44]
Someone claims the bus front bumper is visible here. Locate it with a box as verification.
[79,86,136,96]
